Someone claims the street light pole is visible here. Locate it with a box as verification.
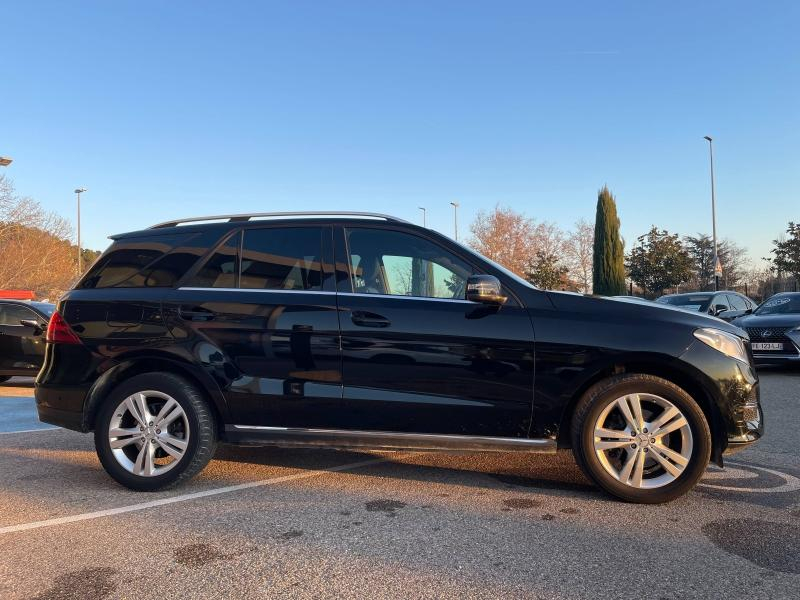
[418,206,427,228]
[74,188,87,275]
[704,136,719,291]
[450,201,459,242]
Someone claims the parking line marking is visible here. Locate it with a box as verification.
[0,427,61,435]
[0,455,395,535]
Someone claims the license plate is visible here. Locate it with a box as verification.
[752,342,784,351]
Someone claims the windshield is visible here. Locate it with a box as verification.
[656,294,712,312]
[755,294,800,315]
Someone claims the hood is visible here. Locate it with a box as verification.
[543,291,746,337]
[733,313,800,330]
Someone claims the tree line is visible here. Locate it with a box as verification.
[468,186,799,301]
[0,175,100,300]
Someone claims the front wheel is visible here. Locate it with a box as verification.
[94,373,217,491]
[571,374,711,503]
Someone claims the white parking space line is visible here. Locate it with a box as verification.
[0,455,395,536]
[0,427,60,435]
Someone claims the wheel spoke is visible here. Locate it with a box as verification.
[616,397,639,431]
[109,427,141,449]
[652,443,689,466]
[156,401,183,428]
[629,394,645,430]
[595,427,631,440]
[125,393,151,427]
[618,449,638,482]
[650,406,680,432]
[595,440,633,450]
[630,450,646,487]
[653,415,688,438]
[157,434,186,459]
[649,446,684,477]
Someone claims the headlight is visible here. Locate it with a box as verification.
[694,328,749,363]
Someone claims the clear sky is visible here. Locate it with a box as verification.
[2,1,798,263]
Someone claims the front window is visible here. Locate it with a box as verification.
[755,295,800,315]
[345,228,472,299]
[656,294,713,312]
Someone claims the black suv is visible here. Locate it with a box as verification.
[0,300,54,382]
[35,212,763,503]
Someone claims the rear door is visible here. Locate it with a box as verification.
[163,225,343,427]
[333,226,535,437]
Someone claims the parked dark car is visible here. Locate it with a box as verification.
[733,292,800,365]
[656,291,756,321]
[0,300,55,383]
[35,212,763,503]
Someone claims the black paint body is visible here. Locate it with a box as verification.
[35,218,763,461]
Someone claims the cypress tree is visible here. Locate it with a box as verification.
[592,186,626,295]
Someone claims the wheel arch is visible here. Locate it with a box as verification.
[82,353,229,437]
[556,357,726,466]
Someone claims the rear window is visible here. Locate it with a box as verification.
[79,232,216,289]
[656,294,712,312]
[187,232,241,288]
[240,227,322,291]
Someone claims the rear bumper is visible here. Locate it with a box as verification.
[35,384,90,432]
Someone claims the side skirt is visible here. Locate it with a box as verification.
[224,425,557,454]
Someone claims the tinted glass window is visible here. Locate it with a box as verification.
[80,234,194,289]
[656,294,712,312]
[755,294,800,315]
[346,228,472,299]
[727,294,747,311]
[0,303,38,326]
[240,227,322,290]
[187,232,241,288]
[711,295,730,310]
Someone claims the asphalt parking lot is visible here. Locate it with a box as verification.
[1,373,798,599]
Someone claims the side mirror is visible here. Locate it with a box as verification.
[19,319,43,335]
[466,275,507,305]
[711,304,728,317]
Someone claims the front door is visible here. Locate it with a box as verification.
[0,303,46,374]
[334,226,535,437]
[163,225,342,427]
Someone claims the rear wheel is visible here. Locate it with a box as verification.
[571,374,711,503]
[94,373,217,491]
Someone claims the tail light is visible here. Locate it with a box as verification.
[46,311,81,344]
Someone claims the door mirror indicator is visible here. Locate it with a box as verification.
[466,275,507,305]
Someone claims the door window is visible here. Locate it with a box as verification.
[188,232,241,288]
[727,294,748,312]
[345,228,472,299]
[240,227,323,290]
[0,304,37,326]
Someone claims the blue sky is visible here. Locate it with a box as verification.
[2,1,798,263]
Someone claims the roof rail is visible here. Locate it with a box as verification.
[149,211,410,229]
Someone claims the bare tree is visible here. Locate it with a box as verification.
[0,175,77,298]
[564,218,594,293]
[469,205,538,278]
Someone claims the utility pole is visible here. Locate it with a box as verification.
[418,206,426,228]
[75,188,87,275]
[704,136,720,291]
[450,201,459,241]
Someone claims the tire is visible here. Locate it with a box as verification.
[94,373,217,491]
[571,374,711,504]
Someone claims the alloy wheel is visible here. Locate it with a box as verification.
[592,393,693,489]
[107,391,190,477]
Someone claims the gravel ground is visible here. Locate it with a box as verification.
[0,372,798,599]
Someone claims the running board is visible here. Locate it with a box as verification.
[224,425,557,454]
